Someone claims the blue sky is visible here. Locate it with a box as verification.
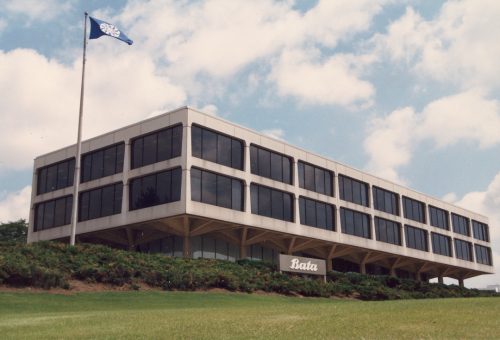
[0,0,499,287]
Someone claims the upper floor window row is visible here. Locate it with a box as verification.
[475,245,492,266]
[297,161,333,196]
[34,195,73,232]
[250,183,294,222]
[340,207,371,239]
[79,182,123,222]
[132,124,182,169]
[81,143,124,183]
[372,186,399,216]
[402,196,426,224]
[192,125,243,170]
[472,220,489,242]
[405,225,428,252]
[250,145,292,184]
[375,217,401,246]
[37,158,75,195]
[452,213,470,236]
[129,167,182,211]
[454,239,473,262]
[191,167,244,212]
[339,175,369,207]
[431,232,452,257]
[299,196,335,231]
[429,205,449,230]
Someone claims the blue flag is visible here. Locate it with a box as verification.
[89,16,133,45]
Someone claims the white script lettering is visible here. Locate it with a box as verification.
[290,258,318,272]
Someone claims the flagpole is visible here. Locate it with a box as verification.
[70,12,88,246]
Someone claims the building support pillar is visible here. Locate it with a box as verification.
[183,217,190,259]
[240,227,248,259]
[458,278,464,288]
[438,276,444,284]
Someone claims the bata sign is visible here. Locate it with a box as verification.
[279,254,326,276]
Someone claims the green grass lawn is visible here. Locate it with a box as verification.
[0,292,499,339]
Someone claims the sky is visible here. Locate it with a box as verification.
[0,0,499,288]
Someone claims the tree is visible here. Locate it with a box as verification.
[0,219,28,243]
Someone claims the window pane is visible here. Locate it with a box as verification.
[192,126,202,158]
[231,179,243,211]
[43,200,55,228]
[156,171,172,204]
[250,145,258,174]
[305,198,315,226]
[251,184,258,214]
[325,172,332,196]
[304,164,314,191]
[101,185,115,216]
[89,189,102,219]
[231,140,243,170]
[171,168,182,202]
[38,168,47,194]
[283,157,291,184]
[283,193,293,222]
[103,147,116,177]
[258,186,271,217]
[54,198,66,226]
[46,165,57,192]
[130,178,142,210]
[217,135,232,167]
[315,168,325,194]
[299,197,305,225]
[142,134,157,166]
[258,149,271,178]
[216,175,232,209]
[158,129,172,161]
[116,144,124,173]
[202,129,217,163]
[79,192,89,221]
[270,153,283,182]
[202,171,217,205]
[298,162,304,188]
[316,203,327,229]
[271,190,284,220]
[172,125,183,158]
[81,154,92,182]
[113,184,123,214]
[132,138,143,169]
[57,162,69,189]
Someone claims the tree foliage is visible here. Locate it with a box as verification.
[0,219,28,243]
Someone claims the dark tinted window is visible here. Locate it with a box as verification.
[472,220,489,241]
[34,195,72,231]
[339,175,369,207]
[429,205,449,230]
[297,161,333,196]
[340,207,370,239]
[37,158,75,195]
[454,239,473,261]
[402,196,426,223]
[191,125,244,170]
[250,183,293,222]
[130,167,182,210]
[79,183,123,221]
[475,245,492,265]
[190,168,243,211]
[131,124,182,169]
[375,217,401,245]
[431,232,452,257]
[405,225,428,251]
[250,145,292,184]
[81,143,125,182]
[452,213,470,236]
[299,196,335,231]
[373,186,399,216]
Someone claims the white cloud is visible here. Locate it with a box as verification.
[374,1,500,89]
[0,18,6,33]
[116,0,385,107]
[0,47,185,171]
[1,0,73,22]
[452,172,500,288]
[0,186,31,222]
[364,90,500,182]
[364,107,416,183]
[198,104,218,116]
[262,128,285,141]
[270,50,376,107]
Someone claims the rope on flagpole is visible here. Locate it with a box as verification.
[70,12,88,246]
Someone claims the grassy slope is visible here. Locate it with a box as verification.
[0,292,499,339]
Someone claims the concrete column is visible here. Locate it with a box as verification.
[181,124,191,205]
[293,160,299,224]
[360,262,367,274]
[326,258,333,272]
[244,145,251,213]
[416,272,422,282]
[183,234,190,258]
[390,267,397,277]
[121,142,131,214]
[240,228,248,259]
[438,276,444,284]
[459,278,464,288]
[294,196,300,224]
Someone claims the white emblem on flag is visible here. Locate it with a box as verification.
[99,23,120,38]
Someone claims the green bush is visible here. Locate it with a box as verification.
[0,241,498,301]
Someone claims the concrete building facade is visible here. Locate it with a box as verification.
[28,107,494,285]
